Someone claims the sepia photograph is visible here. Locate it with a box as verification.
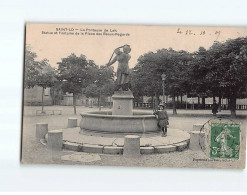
[21,23,247,169]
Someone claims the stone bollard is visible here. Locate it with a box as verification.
[68,118,77,128]
[123,135,140,158]
[36,123,48,140]
[193,124,204,131]
[47,130,63,161]
[189,131,205,151]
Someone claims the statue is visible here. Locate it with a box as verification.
[107,45,131,91]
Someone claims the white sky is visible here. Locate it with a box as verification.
[26,24,247,70]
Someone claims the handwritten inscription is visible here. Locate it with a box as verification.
[177,28,221,37]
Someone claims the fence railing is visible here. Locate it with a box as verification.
[133,102,247,110]
[134,102,153,108]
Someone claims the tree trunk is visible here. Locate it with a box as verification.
[109,96,112,109]
[172,95,177,115]
[155,93,160,108]
[185,92,188,110]
[180,95,183,104]
[73,93,77,114]
[99,89,102,111]
[213,96,216,102]
[198,96,200,109]
[151,96,154,110]
[218,94,222,112]
[202,97,205,109]
[230,95,236,118]
[41,87,45,113]
[53,89,56,105]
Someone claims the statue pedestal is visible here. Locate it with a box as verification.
[112,91,134,115]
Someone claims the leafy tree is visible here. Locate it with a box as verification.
[24,46,56,112]
[190,37,247,117]
[24,45,42,88]
[131,49,192,114]
[36,59,57,112]
[189,47,212,108]
[57,53,97,114]
[101,80,115,97]
[84,66,114,108]
[50,81,63,105]
[84,84,99,98]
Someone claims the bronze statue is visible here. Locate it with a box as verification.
[107,45,131,91]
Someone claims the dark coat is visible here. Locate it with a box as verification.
[153,110,169,127]
[212,103,218,114]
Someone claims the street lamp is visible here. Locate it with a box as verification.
[161,73,166,104]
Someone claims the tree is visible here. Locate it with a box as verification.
[24,46,56,112]
[84,83,99,98]
[36,59,57,113]
[50,81,63,105]
[101,81,115,97]
[57,53,97,114]
[84,66,114,109]
[131,51,164,108]
[189,47,212,109]
[190,37,247,117]
[24,45,41,88]
[131,49,192,114]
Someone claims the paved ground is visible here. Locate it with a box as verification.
[63,127,190,147]
[21,105,247,168]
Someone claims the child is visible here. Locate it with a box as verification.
[153,104,169,137]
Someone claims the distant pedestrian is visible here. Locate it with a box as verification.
[153,104,169,137]
[212,100,219,116]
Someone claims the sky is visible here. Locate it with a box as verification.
[26,24,247,71]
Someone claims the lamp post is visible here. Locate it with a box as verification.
[161,73,166,104]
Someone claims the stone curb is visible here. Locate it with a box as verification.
[44,134,189,155]
[140,146,155,154]
[154,145,177,153]
[81,144,103,154]
[60,141,189,154]
[63,142,81,152]
[103,146,123,155]
[174,141,189,152]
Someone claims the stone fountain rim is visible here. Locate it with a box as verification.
[80,111,156,119]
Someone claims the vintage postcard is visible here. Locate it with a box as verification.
[22,23,247,169]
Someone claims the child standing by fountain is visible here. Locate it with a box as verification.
[153,104,169,137]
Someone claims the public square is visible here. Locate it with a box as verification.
[21,105,247,168]
[20,24,247,169]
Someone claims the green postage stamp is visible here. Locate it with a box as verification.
[210,122,240,159]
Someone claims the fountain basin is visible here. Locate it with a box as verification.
[80,111,159,134]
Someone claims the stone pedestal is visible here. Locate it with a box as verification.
[123,135,140,158]
[47,130,63,161]
[68,118,77,128]
[193,124,204,131]
[112,91,134,115]
[189,131,205,151]
[36,123,48,140]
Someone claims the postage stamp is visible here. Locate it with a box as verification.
[210,122,240,159]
